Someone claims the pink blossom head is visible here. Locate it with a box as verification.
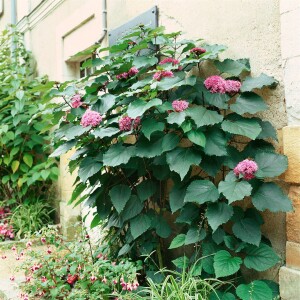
[90,275,97,282]
[80,110,102,127]
[10,275,15,281]
[204,75,227,94]
[153,70,174,81]
[159,57,180,66]
[128,67,139,77]
[233,159,258,180]
[190,47,206,55]
[225,80,241,94]
[41,237,46,243]
[71,94,83,108]
[116,72,129,80]
[119,116,140,131]
[172,100,189,112]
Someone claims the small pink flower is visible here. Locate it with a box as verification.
[41,237,46,243]
[128,67,139,77]
[11,246,16,251]
[41,276,47,282]
[16,256,20,261]
[159,57,180,65]
[190,47,206,55]
[97,253,103,259]
[153,70,174,81]
[116,72,129,80]
[204,75,227,94]
[25,276,32,283]
[102,276,107,283]
[172,100,189,112]
[90,275,97,282]
[47,248,52,254]
[80,109,102,127]
[225,80,241,93]
[2,255,6,259]
[10,275,15,281]
[233,159,258,180]
[26,241,32,248]
[113,279,118,284]
[71,94,83,108]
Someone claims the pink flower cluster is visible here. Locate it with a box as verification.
[0,223,14,240]
[0,207,10,219]
[80,109,102,127]
[71,94,83,108]
[204,75,241,94]
[233,159,258,180]
[116,67,139,80]
[159,57,180,65]
[120,277,139,291]
[118,116,141,131]
[172,100,189,112]
[153,70,174,81]
[190,47,206,55]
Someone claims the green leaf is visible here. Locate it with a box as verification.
[127,98,162,118]
[166,111,186,126]
[161,133,180,152]
[136,135,163,158]
[141,119,164,140]
[109,184,131,213]
[218,180,252,203]
[78,157,102,183]
[103,144,135,167]
[210,291,236,300]
[185,227,206,245]
[232,218,261,246]
[50,140,76,157]
[255,152,288,178]
[204,127,227,156]
[231,92,268,115]
[176,203,199,225]
[11,161,20,173]
[206,202,233,232]
[23,153,33,168]
[241,73,278,92]
[222,116,261,140]
[93,94,116,114]
[169,234,186,249]
[257,120,278,141]
[156,74,196,91]
[121,195,144,221]
[202,242,218,274]
[90,214,101,229]
[252,183,292,212]
[166,148,202,180]
[137,180,156,201]
[93,127,119,138]
[204,92,230,109]
[172,256,189,269]
[212,228,225,245]
[201,155,225,177]
[186,106,223,127]
[169,185,186,213]
[236,280,273,300]
[213,250,242,278]
[184,180,219,204]
[133,56,158,68]
[215,58,250,76]
[118,244,131,256]
[186,129,206,147]
[244,243,280,271]
[130,214,151,239]
[155,215,172,238]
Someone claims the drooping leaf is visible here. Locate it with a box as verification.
[231,92,268,115]
[186,106,223,128]
[236,280,273,300]
[206,202,233,232]
[255,152,288,178]
[213,250,242,278]
[204,127,228,156]
[137,180,157,201]
[11,160,20,173]
[244,243,280,271]
[103,144,135,167]
[155,215,172,238]
[121,195,144,221]
[184,180,220,204]
[78,157,102,183]
[212,228,225,245]
[169,234,186,249]
[210,291,236,300]
[161,133,180,152]
[214,58,250,76]
[166,111,186,126]
[130,214,151,239]
[109,184,131,213]
[169,185,186,213]
[127,98,162,118]
[92,94,116,114]
[232,218,261,246]
[241,73,278,92]
[133,56,158,68]
[93,127,119,138]
[141,119,164,140]
[202,242,219,274]
[23,153,33,168]
[252,183,292,212]
[176,203,200,225]
[166,148,202,180]
[257,120,278,141]
[204,91,230,109]
[50,140,76,157]
[186,129,206,147]
[185,227,206,245]
[172,256,189,269]
[218,180,252,203]
[201,155,225,177]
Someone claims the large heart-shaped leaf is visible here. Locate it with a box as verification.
[127,98,162,118]
[169,185,186,213]
[218,180,252,203]
[214,58,250,76]
[241,73,278,92]
[186,106,223,128]
[109,184,131,213]
[204,127,228,156]
[232,218,261,246]
[130,214,151,239]
[169,234,186,249]
[93,127,119,138]
[206,202,233,232]
[103,144,135,167]
[186,129,206,147]
[78,157,102,183]
[236,280,273,300]
[141,119,164,140]
[213,250,242,278]
[252,183,292,212]
[184,180,219,204]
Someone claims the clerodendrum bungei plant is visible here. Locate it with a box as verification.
[46,26,292,299]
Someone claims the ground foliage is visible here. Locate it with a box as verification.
[46,26,290,299]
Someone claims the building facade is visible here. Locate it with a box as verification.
[0,0,300,298]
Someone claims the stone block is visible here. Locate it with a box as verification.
[279,266,300,299]
[281,8,300,59]
[286,241,300,270]
[280,0,300,14]
[282,126,300,183]
[287,186,300,243]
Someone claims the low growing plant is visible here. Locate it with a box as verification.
[45,26,291,299]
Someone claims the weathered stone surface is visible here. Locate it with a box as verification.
[287,186,300,243]
[280,266,300,299]
[283,126,300,183]
[286,241,300,270]
[280,0,300,14]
